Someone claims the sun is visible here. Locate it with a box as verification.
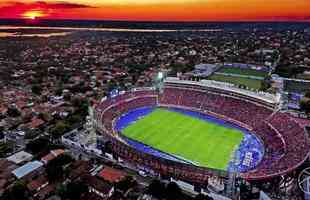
[22,10,46,20]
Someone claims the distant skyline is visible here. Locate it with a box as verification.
[0,0,310,22]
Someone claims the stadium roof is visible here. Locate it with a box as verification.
[12,161,43,179]
[7,151,33,164]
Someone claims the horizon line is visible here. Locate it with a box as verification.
[0,18,310,23]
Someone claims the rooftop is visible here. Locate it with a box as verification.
[12,160,43,179]
[98,167,126,183]
[6,151,33,164]
[41,149,65,164]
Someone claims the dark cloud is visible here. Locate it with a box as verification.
[0,1,95,11]
[33,1,95,9]
[0,1,95,18]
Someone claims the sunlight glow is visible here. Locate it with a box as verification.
[22,10,46,20]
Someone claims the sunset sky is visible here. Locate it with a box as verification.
[0,0,309,21]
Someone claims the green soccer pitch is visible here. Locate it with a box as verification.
[122,108,244,171]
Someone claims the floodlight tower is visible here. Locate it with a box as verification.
[82,106,97,145]
[155,71,166,93]
[226,147,241,199]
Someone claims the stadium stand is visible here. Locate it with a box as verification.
[94,80,309,183]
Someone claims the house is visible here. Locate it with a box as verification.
[68,160,92,181]
[27,175,49,193]
[6,151,33,165]
[0,159,18,195]
[46,195,61,200]
[0,106,7,115]
[27,117,45,129]
[12,160,44,180]
[82,174,114,200]
[41,149,65,165]
[98,167,127,183]
[27,175,58,200]
[34,183,57,200]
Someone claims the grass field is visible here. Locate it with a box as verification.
[218,67,268,77]
[209,74,262,90]
[122,108,244,170]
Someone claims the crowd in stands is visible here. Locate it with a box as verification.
[95,89,158,132]
[95,85,309,181]
[160,86,273,128]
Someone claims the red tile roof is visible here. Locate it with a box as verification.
[83,174,113,194]
[35,183,56,200]
[27,176,48,192]
[15,101,27,110]
[51,149,65,157]
[0,106,7,114]
[41,149,65,164]
[98,167,126,183]
[28,117,45,129]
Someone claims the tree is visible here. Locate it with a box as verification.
[0,142,14,157]
[6,107,20,118]
[24,129,40,140]
[56,184,67,198]
[166,182,182,200]
[31,84,42,95]
[46,154,73,182]
[55,82,64,96]
[107,80,117,92]
[300,97,310,114]
[103,141,113,154]
[46,160,64,181]
[59,181,88,200]
[194,194,206,200]
[260,76,271,91]
[115,176,137,192]
[50,121,70,139]
[305,92,310,98]
[38,112,51,122]
[67,114,83,125]
[147,179,166,199]
[26,137,49,154]
[0,127,4,140]
[63,93,72,101]
[71,97,89,116]
[194,194,214,200]
[2,180,29,200]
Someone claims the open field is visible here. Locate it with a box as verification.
[208,74,262,90]
[217,67,268,77]
[122,108,244,170]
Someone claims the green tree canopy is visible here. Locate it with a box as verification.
[6,107,21,118]
[2,180,29,200]
[165,182,182,200]
[46,154,73,182]
[300,97,310,114]
[194,194,214,200]
[31,84,43,95]
[58,181,88,200]
[147,179,166,199]
[50,121,70,138]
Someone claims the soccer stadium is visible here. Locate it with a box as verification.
[94,76,310,185]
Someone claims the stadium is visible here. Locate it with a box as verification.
[93,76,310,186]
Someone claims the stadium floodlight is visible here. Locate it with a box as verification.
[158,72,164,80]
